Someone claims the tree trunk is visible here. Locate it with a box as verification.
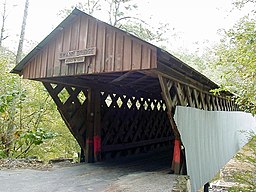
[16,0,29,64]
[0,0,7,47]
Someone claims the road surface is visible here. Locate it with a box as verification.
[0,151,189,192]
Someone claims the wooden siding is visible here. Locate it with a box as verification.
[22,14,157,79]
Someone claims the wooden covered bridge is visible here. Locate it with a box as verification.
[12,9,236,175]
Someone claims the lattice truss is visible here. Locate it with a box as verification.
[43,82,88,150]
[42,76,236,161]
[163,78,236,112]
[100,92,172,159]
[43,82,172,158]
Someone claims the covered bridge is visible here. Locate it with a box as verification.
[12,9,237,178]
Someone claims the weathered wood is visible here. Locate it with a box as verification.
[158,75,180,139]
[176,82,186,106]
[158,75,182,174]
[102,137,171,152]
[100,91,172,160]
[85,88,94,163]
[93,90,101,162]
[43,82,88,155]
[186,86,195,108]
[110,71,133,83]
[200,92,207,110]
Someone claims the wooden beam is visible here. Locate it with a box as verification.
[85,88,94,163]
[185,86,195,108]
[176,82,186,106]
[40,77,159,99]
[193,89,201,109]
[200,92,207,110]
[110,71,133,83]
[158,75,180,139]
[93,90,101,162]
[102,137,171,152]
[125,75,148,86]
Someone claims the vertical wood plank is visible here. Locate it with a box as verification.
[77,15,89,74]
[141,46,151,69]
[30,58,36,79]
[150,48,157,68]
[114,32,123,72]
[22,65,28,79]
[61,23,72,76]
[95,24,105,73]
[86,18,97,74]
[26,60,32,79]
[68,16,80,76]
[105,28,114,72]
[31,56,37,79]
[40,46,48,78]
[79,15,89,49]
[46,38,56,77]
[102,26,106,73]
[123,36,132,71]
[53,30,64,77]
[110,29,116,72]
[132,40,142,70]
[35,53,42,78]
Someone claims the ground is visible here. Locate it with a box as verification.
[1,148,253,192]
[0,151,190,192]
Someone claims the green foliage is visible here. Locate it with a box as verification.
[14,128,58,158]
[0,50,79,160]
[214,16,256,114]
[228,134,256,192]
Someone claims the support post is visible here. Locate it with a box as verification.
[158,75,182,174]
[80,148,85,162]
[85,88,102,163]
[85,88,94,163]
[204,182,210,192]
[93,90,101,162]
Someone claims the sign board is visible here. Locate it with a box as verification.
[59,47,96,64]
[64,57,85,64]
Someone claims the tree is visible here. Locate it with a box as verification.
[214,16,256,114]
[0,0,8,47]
[58,0,101,16]
[0,52,55,158]
[211,2,256,191]
[59,0,171,47]
[0,49,80,160]
[16,0,29,64]
[233,0,256,13]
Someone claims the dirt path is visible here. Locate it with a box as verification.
[0,151,188,192]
